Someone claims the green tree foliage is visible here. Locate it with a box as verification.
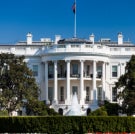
[89,106,108,116]
[0,53,58,116]
[115,55,135,115]
[0,110,8,116]
[0,53,39,115]
[26,100,59,116]
[104,100,119,116]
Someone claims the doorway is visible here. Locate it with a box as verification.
[72,86,78,96]
[48,87,54,104]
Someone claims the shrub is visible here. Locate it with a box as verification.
[0,110,8,116]
[89,106,108,116]
[0,116,134,133]
[104,100,120,116]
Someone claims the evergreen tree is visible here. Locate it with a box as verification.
[0,53,39,115]
[115,55,135,115]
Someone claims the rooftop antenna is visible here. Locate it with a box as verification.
[72,0,76,38]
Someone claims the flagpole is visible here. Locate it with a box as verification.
[74,0,76,38]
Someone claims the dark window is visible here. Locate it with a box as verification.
[32,65,38,76]
[60,87,64,101]
[48,63,54,78]
[112,65,117,77]
[72,86,78,95]
[97,87,102,101]
[86,87,90,101]
[112,87,117,102]
[97,66,102,78]
[86,65,90,76]
[72,64,78,74]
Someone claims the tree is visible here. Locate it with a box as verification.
[88,106,108,116]
[0,53,40,115]
[115,55,135,115]
[25,100,60,116]
[104,100,119,116]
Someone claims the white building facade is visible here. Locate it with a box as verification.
[0,32,134,114]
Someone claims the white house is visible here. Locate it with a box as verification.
[0,32,134,115]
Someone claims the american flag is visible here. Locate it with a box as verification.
[72,2,76,14]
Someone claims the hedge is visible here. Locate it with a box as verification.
[0,116,135,133]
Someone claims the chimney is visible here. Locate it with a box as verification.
[118,32,123,45]
[89,33,95,44]
[27,32,33,45]
[55,35,61,44]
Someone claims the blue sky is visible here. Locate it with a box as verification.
[0,0,135,44]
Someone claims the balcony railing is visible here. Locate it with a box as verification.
[58,74,66,78]
[70,74,80,78]
[58,100,65,104]
[48,73,102,79]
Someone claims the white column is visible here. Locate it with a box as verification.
[91,60,98,110]
[93,60,97,100]
[39,62,44,101]
[45,61,49,104]
[54,61,58,103]
[118,62,121,77]
[102,62,106,101]
[66,60,70,104]
[80,60,84,104]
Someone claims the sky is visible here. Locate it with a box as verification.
[0,0,135,44]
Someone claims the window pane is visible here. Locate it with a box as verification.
[60,87,64,101]
[48,64,54,78]
[112,66,117,72]
[97,66,102,72]
[86,65,90,75]
[72,86,78,95]
[112,66,117,77]
[73,64,78,74]
[97,87,102,100]
[33,65,38,76]
[97,66,102,78]
[86,87,90,101]
[48,65,53,74]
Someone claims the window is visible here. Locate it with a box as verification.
[32,65,38,76]
[58,45,65,48]
[112,87,117,102]
[60,87,64,101]
[125,48,130,51]
[72,64,78,74]
[86,65,90,76]
[86,87,90,101]
[71,45,79,48]
[48,87,54,103]
[59,64,64,77]
[97,66,102,78]
[85,45,90,48]
[97,87,102,101]
[48,63,54,78]
[112,65,117,77]
[72,86,78,95]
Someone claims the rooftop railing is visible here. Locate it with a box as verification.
[0,43,135,56]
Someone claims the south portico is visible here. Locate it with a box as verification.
[42,55,109,111]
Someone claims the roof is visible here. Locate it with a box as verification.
[58,38,92,44]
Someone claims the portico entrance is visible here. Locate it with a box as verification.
[72,86,78,100]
